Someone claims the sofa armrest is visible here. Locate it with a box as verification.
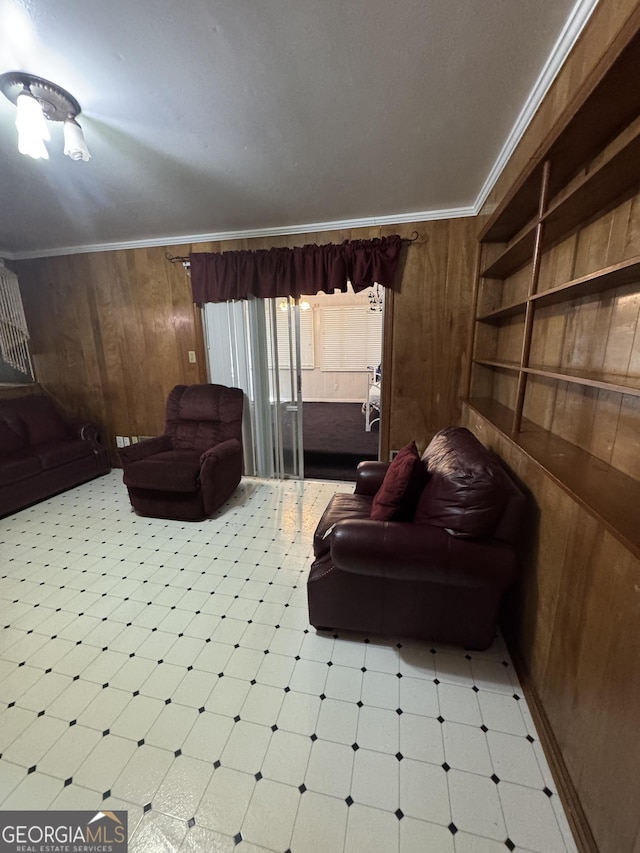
[330,519,517,588]
[79,422,104,445]
[354,461,389,496]
[118,434,171,466]
[67,421,104,446]
[200,438,242,467]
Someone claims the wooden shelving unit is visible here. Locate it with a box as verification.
[468,28,640,554]
[466,398,640,558]
[480,116,640,280]
[479,28,640,243]
[481,221,537,280]
[478,256,640,321]
[466,18,640,853]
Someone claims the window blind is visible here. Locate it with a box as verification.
[319,305,382,371]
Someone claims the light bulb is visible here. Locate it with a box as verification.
[15,90,49,159]
[63,118,91,161]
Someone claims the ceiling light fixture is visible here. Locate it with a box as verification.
[368,283,384,312]
[0,71,90,162]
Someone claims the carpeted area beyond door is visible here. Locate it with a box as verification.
[303,402,378,481]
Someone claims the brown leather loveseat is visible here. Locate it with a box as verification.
[308,427,526,650]
[0,392,110,518]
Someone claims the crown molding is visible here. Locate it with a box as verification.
[5,0,598,261]
[7,206,475,260]
[473,0,599,213]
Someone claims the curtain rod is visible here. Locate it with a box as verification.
[165,231,419,268]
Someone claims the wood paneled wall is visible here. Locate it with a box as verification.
[16,248,206,459]
[469,4,640,853]
[15,220,476,462]
[462,406,640,853]
[383,217,477,454]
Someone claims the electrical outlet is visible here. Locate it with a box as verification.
[188,350,197,363]
[116,436,124,448]
[122,436,131,447]
[131,436,139,444]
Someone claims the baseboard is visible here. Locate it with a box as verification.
[507,643,599,853]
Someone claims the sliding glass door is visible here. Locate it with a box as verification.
[203,297,304,479]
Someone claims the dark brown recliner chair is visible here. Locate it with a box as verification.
[118,384,243,521]
[308,427,526,650]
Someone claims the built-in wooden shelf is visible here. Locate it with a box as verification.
[466,398,640,558]
[524,365,640,397]
[531,255,640,308]
[480,221,537,279]
[474,359,520,373]
[474,358,640,397]
[477,256,640,323]
[470,26,640,561]
[477,301,527,323]
[468,26,640,853]
[481,117,640,280]
[480,29,640,243]
[542,113,640,244]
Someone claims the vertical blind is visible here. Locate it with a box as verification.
[265,307,314,369]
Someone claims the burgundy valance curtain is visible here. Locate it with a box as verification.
[189,234,403,304]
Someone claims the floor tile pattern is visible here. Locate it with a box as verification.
[0,472,578,853]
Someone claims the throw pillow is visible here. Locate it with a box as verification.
[370,441,425,521]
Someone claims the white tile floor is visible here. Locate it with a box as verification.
[0,472,578,853]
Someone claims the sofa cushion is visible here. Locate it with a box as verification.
[0,417,27,454]
[415,427,507,538]
[370,441,425,521]
[0,453,42,486]
[18,397,71,446]
[123,450,202,492]
[313,493,373,557]
[36,439,95,470]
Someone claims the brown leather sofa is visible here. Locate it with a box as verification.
[118,383,243,521]
[0,392,110,518]
[308,427,526,650]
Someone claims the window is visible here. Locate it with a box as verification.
[319,305,382,371]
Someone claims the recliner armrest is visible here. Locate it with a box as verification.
[118,434,172,466]
[200,438,242,466]
[330,519,516,588]
[354,461,389,496]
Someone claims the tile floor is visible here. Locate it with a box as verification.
[0,472,578,853]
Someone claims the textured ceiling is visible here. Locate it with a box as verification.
[0,0,586,257]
